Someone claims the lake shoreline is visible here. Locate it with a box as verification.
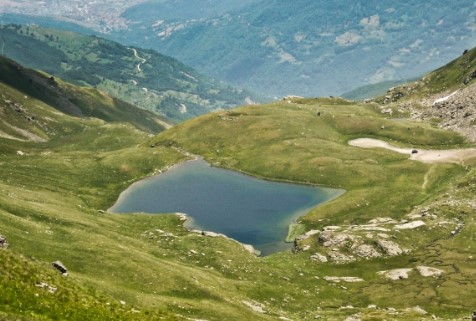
[108,158,346,255]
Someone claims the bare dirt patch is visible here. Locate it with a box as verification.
[349,138,476,164]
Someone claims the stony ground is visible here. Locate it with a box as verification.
[378,75,476,143]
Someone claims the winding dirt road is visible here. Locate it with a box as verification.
[349,138,476,165]
[131,48,146,73]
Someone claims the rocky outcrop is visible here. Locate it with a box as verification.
[310,253,328,263]
[328,250,355,264]
[36,282,57,294]
[0,235,8,249]
[52,261,68,275]
[324,276,364,283]
[376,240,403,256]
[386,82,476,142]
[242,300,266,314]
[353,244,381,258]
[319,231,357,248]
[295,208,462,264]
[394,220,426,230]
[377,268,413,280]
[416,266,444,277]
[378,266,444,280]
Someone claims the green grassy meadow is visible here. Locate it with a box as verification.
[1,56,476,320]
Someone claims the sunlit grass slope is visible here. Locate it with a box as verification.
[1,55,476,320]
[0,55,169,133]
[149,97,476,319]
[152,97,469,227]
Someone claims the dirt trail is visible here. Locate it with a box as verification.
[422,164,436,190]
[131,48,146,73]
[349,138,476,165]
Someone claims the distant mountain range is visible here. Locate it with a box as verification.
[114,0,476,98]
[2,1,476,99]
[0,24,257,122]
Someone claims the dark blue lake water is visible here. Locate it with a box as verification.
[110,159,342,255]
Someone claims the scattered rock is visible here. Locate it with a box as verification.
[407,306,428,315]
[450,222,464,237]
[201,231,225,238]
[344,314,361,321]
[416,266,444,277]
[328,250,355,264]
[17,150,25,156]
[323,226,341,231]
[52,261,68,275]
[243,244,261,256]
[323,276,364,283]
[242,300,266,314]
[176,212,188,221]
[310,253,328,263]
[377,240,403,256]
[404,82,476,142]
[353,244,381,258]
[377,268,413,280]
[0,235,8,249]
[319,231,356,247]
[368,217,397,225]
[36,282,57,293]
[394,220,426,230]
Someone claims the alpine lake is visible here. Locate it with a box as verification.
[110,159,344,255]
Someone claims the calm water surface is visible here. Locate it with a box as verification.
[110,159,343,255]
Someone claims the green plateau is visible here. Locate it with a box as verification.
[0,44,476,321]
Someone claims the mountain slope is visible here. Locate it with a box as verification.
[4,1,475,99]
[0,55,168,134]
[1,30,476,321]
[375,47,476,141]
[113,0,476,98]
[0,24,256,122]
[0,57,272,321]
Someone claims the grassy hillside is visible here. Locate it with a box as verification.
[0,55,168,133]
[0,24,257,122]
[377,47,476,102]
[1,53,476,320]
[152,97,470,225]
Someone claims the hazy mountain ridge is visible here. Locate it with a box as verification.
[3,1,475,99]
[114,0,476,98]
[0,24,257,122]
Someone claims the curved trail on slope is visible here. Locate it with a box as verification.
[131,48,146,73]
[348,138,476,165]
[422,164,436,190]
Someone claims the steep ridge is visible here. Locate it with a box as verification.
[375,47,476,141]
[0,55,168,133]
